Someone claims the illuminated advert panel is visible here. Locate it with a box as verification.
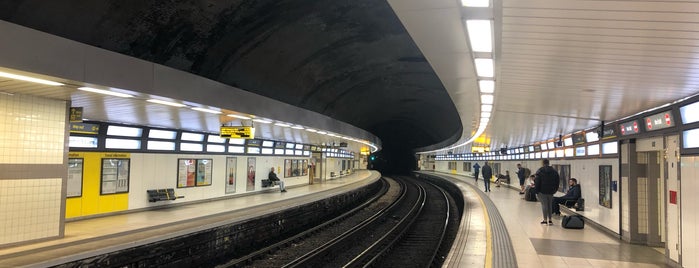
[619,120,640,136]
[643,110,675,131]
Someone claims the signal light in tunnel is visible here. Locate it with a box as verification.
[370,155,376,161]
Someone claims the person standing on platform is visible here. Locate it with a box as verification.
[268,167,286,192]
[516,163,528,194]
[473,162,481,182]
[534,159,559,225]
[481,162,492,192]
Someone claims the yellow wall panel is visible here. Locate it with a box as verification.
[66,152,130,218]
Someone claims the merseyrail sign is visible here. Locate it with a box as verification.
[220,126,254,139]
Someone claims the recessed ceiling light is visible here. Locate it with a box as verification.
[479,80,494,93]
[474,58,494,77]
[466,20,493,53]
[481,94,494,104]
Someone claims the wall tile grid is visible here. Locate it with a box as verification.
[0,178,62,244]
[0,94,65,164]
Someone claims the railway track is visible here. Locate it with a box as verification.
[217,175,459,268]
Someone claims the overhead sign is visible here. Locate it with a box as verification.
[69,107,83,122]
[619,120,640,136]
[643,110,675,131]
[220,126,254,139]
[70,122,99,134]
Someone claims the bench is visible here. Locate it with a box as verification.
[147,188,184,202]
[261,179,279,188]
[564,198,585,211]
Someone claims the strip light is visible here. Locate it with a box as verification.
[147,99,187,107]
[78,87,133,98]
[0,71,64,86]
[474,58,494,77]
[227,114,251,120]
[191,107,222,114]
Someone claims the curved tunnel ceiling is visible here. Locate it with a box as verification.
[0,1,462,151]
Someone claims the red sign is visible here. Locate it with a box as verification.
[670,190,677,204]
[665,113,671,125]
[646,118,652,130]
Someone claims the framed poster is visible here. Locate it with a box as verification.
[246,157,256,191]
[225,157,236,194]
[177,159,196,187]
[196,159,213,186]
[101,158,130,195]
[302,159,308,176]
[67,158,84,197]
[599,165,612,208]
[292,160,299,176]
[284,159,292,177]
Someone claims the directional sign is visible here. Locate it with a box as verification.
[220,126,254,139]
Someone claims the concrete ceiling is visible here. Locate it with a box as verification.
[3,0,699,158]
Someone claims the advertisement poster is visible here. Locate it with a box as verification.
[178,159,196,187]
[247,157,256,191]
[599,165,612,208]
[284,159,292,177]
[67,158,83,197]
[196,159,212,186]
[226,157,237,194]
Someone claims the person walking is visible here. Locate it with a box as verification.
[473,162,481,182]
[481,162,492,192]
[534,159,560,225]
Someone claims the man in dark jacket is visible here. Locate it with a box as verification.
[534,159,559,225]
[516,163,528,194]
[552,178,581,215]
[473,162,481,182]
[481,162,492,192]
[268,167,286,192]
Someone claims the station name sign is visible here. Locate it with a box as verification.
[220,126,254,139]
[643,110,675,131]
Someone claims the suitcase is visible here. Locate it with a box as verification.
[562,215,585,229]
[525,188,537,201]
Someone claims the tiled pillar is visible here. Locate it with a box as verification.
[0,94,67,246]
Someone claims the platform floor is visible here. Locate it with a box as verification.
[0,170,669,268]
[435,171,669,268]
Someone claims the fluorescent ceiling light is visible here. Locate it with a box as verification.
[481,112,491,118]
[275,123,291,127]
[461,0,489,7]
[227,114,251,120]
[481,94,494,104]
[147,99,187,107]
[466,20,493,52]
[306,128,318,132]
[78,87,133,98]
[474,58,494,77]
[479,80,494,93]
[191,107,222,114]
[482,104,493,112]
[317,131,327,135]
[291,126,304,130]
[0,71,64,86]
[252,119,271,124]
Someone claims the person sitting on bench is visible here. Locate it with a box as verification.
[268,167,286,192]
[552,178,581,215]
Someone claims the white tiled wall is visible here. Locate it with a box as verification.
[0,178,62,245]
[0,94,66,164]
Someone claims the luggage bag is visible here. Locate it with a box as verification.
[525,188,537,201]
[562,215,585,229]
